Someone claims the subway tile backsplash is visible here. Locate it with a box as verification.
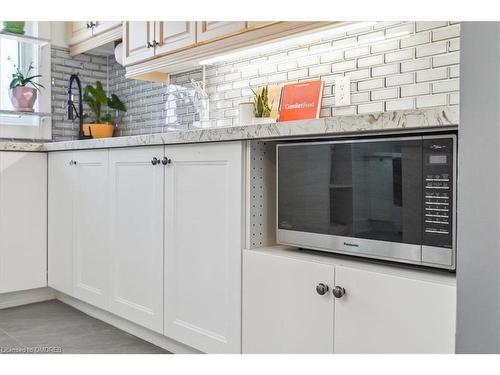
[51,21,460,141]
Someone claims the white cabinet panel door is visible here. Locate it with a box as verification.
[333,266,456,353]
[69,21,94,45]
[48,151,74,296]
[155,21,196,55]
[242,250,335,354]
[72,151,109,309]
[0,152,47,294]
[123,21,156,66]
[92,21,121,35]
[164,142,243,353]
[109,147,164,333]
[196,21,247,42]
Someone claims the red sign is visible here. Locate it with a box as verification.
[279,80,324,122]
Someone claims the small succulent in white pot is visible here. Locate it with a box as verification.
[8,60,44,112]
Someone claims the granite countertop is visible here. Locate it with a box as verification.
[0,106,459,152]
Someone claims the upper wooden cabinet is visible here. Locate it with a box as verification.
[155,21,196,55]
[123,21,156,66]
[123,21,338,81]
[93,21,121,36]
[246,21,277,29]
[69,21,95,45]
[196,21,247,42]
[68,21,122,56]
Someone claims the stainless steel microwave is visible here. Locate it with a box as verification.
[276,134,457,270]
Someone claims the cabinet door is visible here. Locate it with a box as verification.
[333,266,456,353]
[242,250,335,354]
[154,21,196,55]
[196,21,247,42]
[0,152,47,294]
[123,21,156,66]
[92,21,121,36]
[246,22,276,29]
[72,151,109,309]
[69,21,94,45]
[164,142,243,353]
[108,147,164,333]
[48,152,74,296]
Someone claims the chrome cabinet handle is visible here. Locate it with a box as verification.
[69,160,77,166]
[161,157,171,165]
[87,22,96,29]
[151,157,160,165]
[146,41,153,48]
[332,286,346,298]
[316,283,329,296]
[152,40,160,47]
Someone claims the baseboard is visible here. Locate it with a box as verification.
[55,292,201,354]
[0,287,56,309]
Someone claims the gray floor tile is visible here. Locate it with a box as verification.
[0,300,168,354]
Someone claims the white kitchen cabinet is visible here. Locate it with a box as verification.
[196,21,247,42]
[69,21,122,56]
[243,250,335,354]
[246,22,277,29]
[72,151,109,309]
[92,21,121,36]
[108,147,164,334]
[48,150,109,309]
[164,142,243,353]
[0,152,47,294]
[155,21,196,55]
[123,21,156,65]
[333,265,456,353]
[242,248,456,354]
[48,151,74,296]
[69,21,95,45]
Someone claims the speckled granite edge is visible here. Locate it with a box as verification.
[0,142,46,152]
[0,106,459,152]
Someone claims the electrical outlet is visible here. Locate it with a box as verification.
[334,77,351,107]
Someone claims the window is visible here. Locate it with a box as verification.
[0,22,51,140]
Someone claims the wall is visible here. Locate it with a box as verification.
[51,46,109,141]
[52,21,460,140]
[456,21,500,354]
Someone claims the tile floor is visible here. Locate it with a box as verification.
[0,300,168,354]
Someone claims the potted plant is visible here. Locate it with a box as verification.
[251,86,276,125]
[8,61,44,112]
[2,21,26,34]
[83,81,126,138]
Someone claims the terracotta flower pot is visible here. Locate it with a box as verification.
[9,86,37,112]
[83,123,116,138]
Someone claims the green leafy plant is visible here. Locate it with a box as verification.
[252,86,273,118]
[8,60,44,91]
[83,81,126,124]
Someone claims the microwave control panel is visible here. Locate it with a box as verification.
[422,137,455,248]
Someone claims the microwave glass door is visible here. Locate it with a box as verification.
[278,139,423,245]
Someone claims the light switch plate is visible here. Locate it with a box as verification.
[334,77,351,107]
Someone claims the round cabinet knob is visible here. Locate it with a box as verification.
[162,157,171,165]
[332,286,346,298]
[316,283,329,296]
[151,157,160,165]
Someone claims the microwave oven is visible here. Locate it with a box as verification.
[276,134,457,270]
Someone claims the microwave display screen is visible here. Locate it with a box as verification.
[429,154,447,165]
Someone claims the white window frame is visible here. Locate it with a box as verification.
[0,22,51,140]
